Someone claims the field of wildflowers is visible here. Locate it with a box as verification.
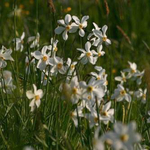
[0,0,150,149]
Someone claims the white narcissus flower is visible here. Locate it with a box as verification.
[25,56,35,74]
[80,77,105,102]
[0,46,14,68]
[49,38,59,56]
[66,58,77,77]
[77,41,97,65]
[31,46,50,71]
[94,45,105,58]
[115,71,130,84]
[72,15,89,37]
[28,33,40,48]
[0,71,16,94]
[133,70,145,85]
[134,88,147,104]
[49,56,67,75]
[87,22,101,43]
[102,122,141,150]
[26,84,43,112]
[13,32,25,51]
[124,61,138,78]
[93,25,111,46]
[55,14,78,40]
[100,101,114,124]
[147,111,150,123]
[70,106,84,127]
[93,127,104,150]
[111,84,131,102]
[60,76,81,104]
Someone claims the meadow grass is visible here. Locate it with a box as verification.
[0,0,150,149]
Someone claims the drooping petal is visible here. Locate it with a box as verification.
[79,29,85,37]
[62,30,68,41]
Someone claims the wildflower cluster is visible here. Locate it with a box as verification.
[1,13,149,149]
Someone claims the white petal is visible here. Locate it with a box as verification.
[57,19,65,26]
[85,41,91,52]
[35,100,41,108]
[62,30,68,41]
[55,26,65,34]
[79,29,85,37]
[72,16,80,24]
[26,90,34,99]
[81,16,89,24]
[65,14,72,24]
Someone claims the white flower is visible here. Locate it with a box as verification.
[13,32,25,51]
[134,88,147,104]
[124,61,138,77]
[49,56,67,75]
[72,15,89,37]
[70,106,84,127]
[102,122,141,150]
[93,127,104,150]
[94,45,105,58]
[100,101,114,124]
[147,111,150,123]
[90,67,108,92]
[115,71,130,84]
[93,25,111,46]
[31,46,50,71]
[0,46,14,68]
[66,58,77,77]
[60,76,81,104]
[77,41,97,65]
[80,77,105,102]
[26,84,43,112]
[25,56,35,74]
[55,14,78,40]
[49,38,59,56]
[87,22,101,42]
[0,76,16,94]
[111,84,131,102]
[133,70,145,85]
[28,33,40,48]
[85,109,100,128]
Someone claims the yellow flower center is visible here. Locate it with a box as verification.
[70,112,75,117]
[72,88,78,94]
[42,56,48,62]
[120,90,126,95]
[35,95,40,100]
[131,69,136,73]
[79,24,83,29]
[0,56,4,60]
[88,95,91,100]
[66,25,71,31]
[97,76,101,80]
[98,53,101,57]
[122,77,126,82]
[57,63,63,69]
[54,47,58,52]
[86,52,91,57]
[102,36,107,42]
[102,111,108,116]
[71,64,75,70]
[120,134,129,142]
[94,117,99,123]
[87,86,93,92]
[142,94,146,99]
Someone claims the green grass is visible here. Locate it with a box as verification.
[0,0,150,149]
